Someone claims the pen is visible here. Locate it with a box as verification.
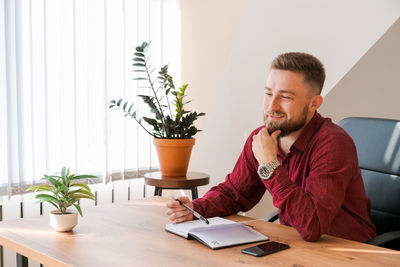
[172,197,210,224]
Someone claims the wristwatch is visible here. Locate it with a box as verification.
[257,159,280,180]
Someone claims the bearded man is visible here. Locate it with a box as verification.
[166,52,376,242]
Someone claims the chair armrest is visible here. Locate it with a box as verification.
[264,210,279,222]
[367,231,400,246]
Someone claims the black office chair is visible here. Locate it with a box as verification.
[338,117,400,250]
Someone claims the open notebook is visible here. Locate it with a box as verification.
[165,217,268,249]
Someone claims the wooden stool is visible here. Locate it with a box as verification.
[144,171,210,199]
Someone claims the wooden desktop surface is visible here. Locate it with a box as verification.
[0,197,399,267]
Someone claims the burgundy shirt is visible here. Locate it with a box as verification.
[193,112,376,242]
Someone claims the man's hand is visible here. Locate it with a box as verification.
[166,196,194,223]
[252,128,281,164]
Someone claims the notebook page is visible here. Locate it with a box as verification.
[189,223,268,249]
[165,217,234,238]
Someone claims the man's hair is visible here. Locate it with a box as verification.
[270,52,325,95]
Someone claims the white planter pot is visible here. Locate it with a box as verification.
[49,210,78,232]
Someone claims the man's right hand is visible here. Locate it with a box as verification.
[166,196,194,223]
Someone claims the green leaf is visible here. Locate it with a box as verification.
[134,52,145,57]
[26,185,43,191]
[71,194,96,201]
[57,184,68,193]
[61,167,66,177]
[35,194,59,203]
[133,77,148,81]
[133,63,145,67]
[43,177,62,188]
[26,185,53,192]
[133,57,145,62]
[69,186,93,195]
[70,174,96,180]
[66,170,71,185]
[71,190,95,198]
[73,204,83,217]
[143,117,160,131]
[61,167,67,185]
[70,183,91,191]
[68,188,83,195]
[136,46,144,52]
[117,98,123,105]
[128,104,134,113]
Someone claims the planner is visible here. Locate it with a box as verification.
[165,217,269,249]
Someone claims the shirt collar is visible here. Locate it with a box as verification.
[291,112,324,152]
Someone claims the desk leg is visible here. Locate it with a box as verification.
[16,253,28,267]
[191,188,198,199]
[154,187,162,196]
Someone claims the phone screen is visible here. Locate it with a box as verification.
[241,241,290,257]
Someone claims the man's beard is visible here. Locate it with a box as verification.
[263,105,308,137]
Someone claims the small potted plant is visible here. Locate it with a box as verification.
[27,167,96,232]
[109,42,205,177]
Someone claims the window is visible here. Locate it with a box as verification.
[0,0,180,196]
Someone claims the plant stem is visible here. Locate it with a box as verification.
[144,59,170,138]
[165,91,173,119]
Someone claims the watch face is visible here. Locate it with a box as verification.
[258,165,271,180]
[258,159,280,180]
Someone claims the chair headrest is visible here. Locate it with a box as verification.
[338,117,400,176]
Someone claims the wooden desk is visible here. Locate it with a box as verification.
[0,197,399,267]
[144,171,209,199]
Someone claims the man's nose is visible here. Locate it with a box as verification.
[266,96,280,113]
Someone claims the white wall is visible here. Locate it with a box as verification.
[319,18,400,122]
[182,0,400,218]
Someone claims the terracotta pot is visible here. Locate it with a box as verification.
[50,210,78,232]
[153,138,195,177]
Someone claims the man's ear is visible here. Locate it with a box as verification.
[309,95,323,112]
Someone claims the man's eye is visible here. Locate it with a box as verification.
[265,92,273,96]
[281,95,292,100]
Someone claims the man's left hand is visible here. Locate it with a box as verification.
[252,128,281,164]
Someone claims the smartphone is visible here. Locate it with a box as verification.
[241,241,290,257]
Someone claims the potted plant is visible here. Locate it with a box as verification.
[26,167,96,232]
[109,42,205,177]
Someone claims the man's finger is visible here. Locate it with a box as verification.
[169,210,190,221]
[176,196,190,204]
[260,127,271,137]
[166,206,187,216]
[271,129,281,140]
[166,200,180,208]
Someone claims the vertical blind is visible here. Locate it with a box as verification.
[0,0,180,196]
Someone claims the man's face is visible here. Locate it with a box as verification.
[263,69,313,137]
